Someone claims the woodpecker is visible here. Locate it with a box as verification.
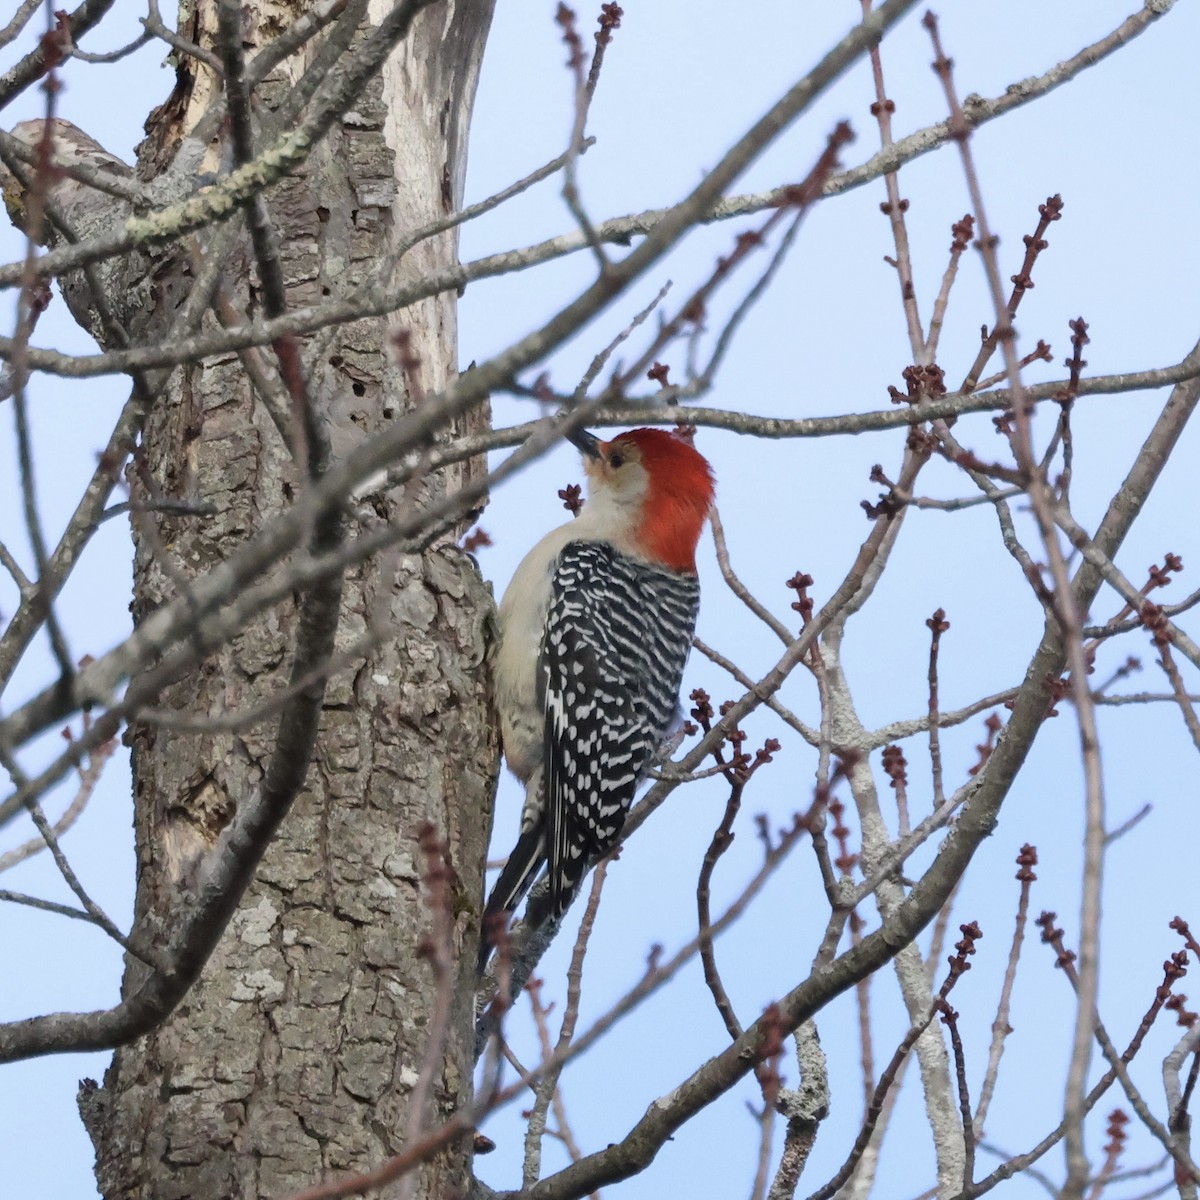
[480,426,715,970]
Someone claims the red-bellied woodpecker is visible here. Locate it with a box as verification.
[480,426,715,970]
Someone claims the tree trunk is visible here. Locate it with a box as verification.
[76,3,497,1196]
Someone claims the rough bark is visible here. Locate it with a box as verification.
[69,3,498,1197]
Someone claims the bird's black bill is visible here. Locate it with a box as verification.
[566,425,602,459]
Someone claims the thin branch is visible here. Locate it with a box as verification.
[1149,623,1200,754]
[523,862,608,1189]
[862,0,924,355]
[939,1000,976,1190]
[556,3,609,272]
[868,687,1018,746]
[612,123,854,393]
[143,0,223,74]
[927,214,973,362]
[391,137,596,269]
[1084,586,1200,639]
[0,725,116,874]
[0,538,32,592]
[394,825,458,1200]
[0,887,95,923]
[70,28,152,64]
[926,609,949,807]
[973,845,1037,1136]
[694,205,808,389]
[10,86,76,688]
[20,792,146,961]
[0,0,41,51]
[691,690,763,1044]
[1037,915,1199,1189]
[710,507,794,644]
[692,636,819,746]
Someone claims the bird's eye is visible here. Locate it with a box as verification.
[609,451,625,469]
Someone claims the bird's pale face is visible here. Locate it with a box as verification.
[583,438,650,511]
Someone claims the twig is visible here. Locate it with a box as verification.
[750,1004,786,1200]
[0,721,116,874]
[1037,913,1199,1188]
[395,825,458,1200]
[975,1141,1062,1200]
[1104,803,1151,845]
[808,682,841,913]
[0,0,41,51]
[974,339,1054,392]
[939,998,975,1189]
[21,792,149,962]
[959,195,1063,394]
[0,538,32,592]
[973,845,1037,1136]
[696,772,749,1040]
[144,0,223,73]
[70,27,151,63]
[692,636,819,745]
[926,608,949,807]
[851,912,875,1119]
[1147,613,1200,754]
[394,137,596,269]
[523,863,608,1189]
[614,122,855,392]
[710,508,793,644]
[869,687,1019,747]
[927,214,973,361]
[10,68,76,688]
[862,0,923,355]
[1085,1110,1130,1200]
[556,3,609,272]
[1084,584,1200,638]
[905,485,1022,513]
[0,887,93,922]
[690,689,780,1049]
[574,282,672,399]
[694,204,808,389]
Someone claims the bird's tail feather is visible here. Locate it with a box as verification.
[477,828,544,973]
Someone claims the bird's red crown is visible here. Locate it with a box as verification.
[609,428,715,573]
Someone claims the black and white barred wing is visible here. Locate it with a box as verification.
[540,540,700,920]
